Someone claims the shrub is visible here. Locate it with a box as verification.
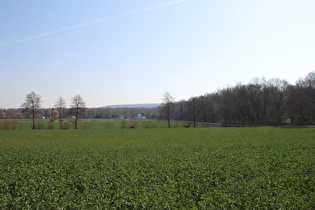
[171,123,178,128]
[0,122,23,130]
[79,122,91,129]
[119,120,127,129]
[62,122,71,129]
[141,120,158,128]
[35,121,46,129]
[47,122,54,129]
[13,122,22,130]
[128,120,137,129]
[183,122,191,128]
[0,122,10,130]
[103,122,114,129]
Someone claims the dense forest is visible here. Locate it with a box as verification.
[172,71,315,126]
[1,71,314,126]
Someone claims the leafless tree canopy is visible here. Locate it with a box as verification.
[71,95,86,129]
[55,96,66,129]
[21,91,42,129]
[161,92,175,128]
[187,97,201,127]
[168,71,315,126]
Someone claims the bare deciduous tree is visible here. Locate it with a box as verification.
[187,96,201,127]
[71,95,86,129]
[161,92,174,128]
[55,96,66,129]
[217,88,233,127]
[21,91,42,129]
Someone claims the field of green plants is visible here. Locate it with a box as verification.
[0,119,191,130]
[1,126,314,208]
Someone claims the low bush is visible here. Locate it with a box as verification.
[103,121,114,129]
[128,120,137,129]
[0,122,23,130]
[183,122,191,128]
[119,120,127,129]
[62,122,71,129]
[47,122,54,129]
[79,122,91,129]
[35,121,46,129]
[141,120,158,128]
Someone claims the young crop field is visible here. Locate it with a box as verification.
[0,127,314,208]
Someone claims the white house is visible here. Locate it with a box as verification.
[136,113,146,119]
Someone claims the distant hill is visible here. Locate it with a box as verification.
[102,103,161,109]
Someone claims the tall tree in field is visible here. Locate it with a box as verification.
[71,95,86,129]
[161,92,174,128]
[21,91,42,129]
[55,96,66,129]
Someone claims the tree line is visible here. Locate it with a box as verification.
[17,94,86,129]
[1,71,314,127]
[0,101,159,122]
[161,71,315,126]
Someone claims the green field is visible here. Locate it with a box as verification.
[1,127,315,208]
[0,119,191,130]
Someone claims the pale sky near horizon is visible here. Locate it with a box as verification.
[1,0,315,108]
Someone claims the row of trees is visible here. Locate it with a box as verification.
[20,93,86,129]
[160,71,315,126]
[0,105,159,122]
[1,71,314,128]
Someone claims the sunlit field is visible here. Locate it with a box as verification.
[1,126,314,208]
[0,119,191,130]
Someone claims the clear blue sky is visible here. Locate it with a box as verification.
[1,0,315,108]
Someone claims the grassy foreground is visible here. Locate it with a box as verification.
[0,127,314,208]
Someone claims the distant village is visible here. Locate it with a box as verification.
[0,106,160,121]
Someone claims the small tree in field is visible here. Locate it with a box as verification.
[55,96,66,129]
[161,92,175,128]
[71,95,86,129]
[21,91,42,129]
[51,109,59,121]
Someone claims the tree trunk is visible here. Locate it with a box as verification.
[32,111,35,129]
[59,115,62,129]
[74,118,78,129]
[59,107,63,129]
[75,106,79,129]
[75,115,78,129]
[167,104,171,128]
